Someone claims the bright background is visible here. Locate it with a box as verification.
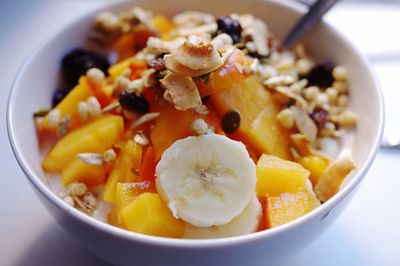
[1,1,400,265]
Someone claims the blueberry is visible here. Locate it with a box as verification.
[118,91,150,114]
[305,62,334,88]
[221,110,241,134]
[52,84,73,107]
[61,48,110,86]
[217,16,242,44]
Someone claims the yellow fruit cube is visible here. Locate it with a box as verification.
[103,140,143,203]
[61,157,107,187]
[256,154,310,197]
[267,187,321,227]
[42,115,124,172]
[120,193,184,238]
[41,77,93,131]
[298,155,330,186]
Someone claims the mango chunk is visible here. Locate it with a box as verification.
[298,155,330,186]
[41,77,93,131]
[267,187,321,227]
[103,140,143,203]
[120,193,184,238]
[256,154,310,197]
[42,115,124,172]
[61,158,107,187]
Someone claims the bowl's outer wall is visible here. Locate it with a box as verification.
[8,0,383,265]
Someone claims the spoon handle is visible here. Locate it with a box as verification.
[282,0,339,49]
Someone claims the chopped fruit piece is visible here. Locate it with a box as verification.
[87,79,114,108]
[120,193,184,238]
[108,57,144,80]
[61,157,108,187]
[267,187,321,227]
[315,158,355,202]
[113,33,136,62]
[103,140,143,203]
[298,155,330,186]
[109,207,125,228]
[290,133,312,156]
[210,75,291,159]
[140,147,157,191]
[41,77,94,131]
[42,115,123,172]
[151,15,174,40]
[256,154,310,197]
[248,102,292,160]
[150,102,221,160]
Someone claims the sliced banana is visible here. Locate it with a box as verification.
[156,134,256,227]
[183,194,262,239]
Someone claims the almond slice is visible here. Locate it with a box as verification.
[160,72,202,110]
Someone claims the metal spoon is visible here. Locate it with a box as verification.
[282,0,339,49]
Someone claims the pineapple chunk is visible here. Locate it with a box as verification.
[41,77,93,131]
[103,140,143,203]
[42,115,123,172]
[120,193,184,238]
[267,187,321,227]
[61,157,107,187]
[256,154,310,197]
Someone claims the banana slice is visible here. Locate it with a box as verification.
[183,194,262,239]
[156,134,256,227]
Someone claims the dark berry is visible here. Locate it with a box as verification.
[217,16,242,44]
[147,56,165,71]
[221,110,241,134]
[118,91,150,114]
[305,62,334,88]
[61,48,110,86]
[52,84,73,107]
[310,107,330,129]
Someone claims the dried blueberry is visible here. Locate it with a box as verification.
[221,110,241,134]
[305,62,334,88]
[217,16,242,44]
[147,55,166,71]
[52,84,73,107]
[118,91,150,114]
[61,48,110,86]
[310,107,330,129]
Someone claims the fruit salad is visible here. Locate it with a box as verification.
[34,7,358,239]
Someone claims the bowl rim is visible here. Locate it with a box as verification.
[7,0,384,248]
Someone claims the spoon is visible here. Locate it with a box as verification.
[282,0,339,49]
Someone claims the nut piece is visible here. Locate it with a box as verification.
[86,68,105,84]
[290,106,318,143]
[277,108,294,129]
[246,19,269,56]
[160,72,202,110]
[87,96,102,117]
[77,101,89,121]
[47,109,61,128]
[133,131,150,146]
[337,110,357,127]
[191,118,208,135]
[63,195,75,207]
[173,41,223,70]
[146,37,185,55]
[103,149,117,164]
[67,182,88,197]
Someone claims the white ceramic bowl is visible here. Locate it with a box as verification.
[7,0,383,265]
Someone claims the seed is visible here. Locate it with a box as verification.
[87,96,101,117]
[77,101,89,121]
[47,109,61,127]
[216,16,242,43]
[277,108,294,129]
[63,195,75,207]
[337,110,357,127]
[221,110,241,134]
[191,118,208,135]
[337,94,349,107]
[103,149,117,164]
[303,86,319,101]
[67,182,88,197]
[333,81,347,93]
[118,91,150,114]
[325,87,338,104]
[86,68,105,84]
[315,93,329,107]
[332,66,347,81]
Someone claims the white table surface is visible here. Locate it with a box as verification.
[1,1,399,265]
